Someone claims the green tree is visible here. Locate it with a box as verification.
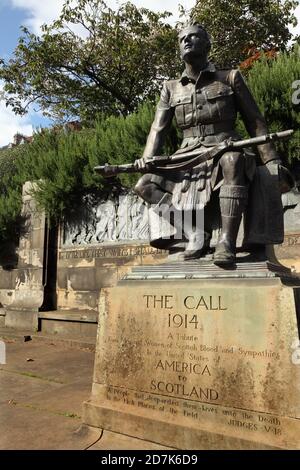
[189,0,299,67]
[0,146,24,246]
[4,100,179,223]
[0,0,179,121]
[245,46,300,167]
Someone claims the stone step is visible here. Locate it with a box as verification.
[0,327,96,351]
[38,310,98,323]
[122,261,296,281]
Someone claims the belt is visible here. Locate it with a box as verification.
[183,122,234,139]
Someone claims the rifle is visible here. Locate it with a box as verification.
[94,129,294,178]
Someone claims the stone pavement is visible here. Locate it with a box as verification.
[0,330,171,450]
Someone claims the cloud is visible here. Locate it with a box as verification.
[8,0,300,35]
[0,81,34,147]
[9,0,195,34]
[291,4,300,38]
[10,0,65,34]
[0,109,33,148]
[108,0,193,17]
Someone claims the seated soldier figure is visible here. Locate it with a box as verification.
[134,23,288,266]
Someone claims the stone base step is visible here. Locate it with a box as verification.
[0,327,96,351]
[122,261,298,281]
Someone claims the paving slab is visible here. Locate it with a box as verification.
[0,404,101,450]
[18,380,93,417]
[0,336,97,449]
[0,327,96,351]
[0,369,61,405]
[1,340,94,385]
[88,429,175,450]
[0,333,175,450]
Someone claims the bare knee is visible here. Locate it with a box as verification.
[134,174,159,204]
[220,152,245,184]
[134,174,150,196]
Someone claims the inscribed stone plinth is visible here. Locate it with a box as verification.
[83,274,300,449]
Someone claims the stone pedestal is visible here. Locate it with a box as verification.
[83,262,300,449]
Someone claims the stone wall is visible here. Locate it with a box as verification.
[56,193,167,313]
[0,182,46,330]
[56,243,167,313]
[274,189,300,273]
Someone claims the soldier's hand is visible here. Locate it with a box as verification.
[134,158,148,171]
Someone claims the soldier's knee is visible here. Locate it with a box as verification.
[220,151,246,184]
[221,151,244,169]
[134,174,154,202]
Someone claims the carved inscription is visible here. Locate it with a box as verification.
[97,282,299,448]
[103,291,282,408]
[282,234,300,247]
[105,386,283,439]
[130,294,280,403]
[59,245,166,260]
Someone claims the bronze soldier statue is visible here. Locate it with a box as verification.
[133,23,292,266]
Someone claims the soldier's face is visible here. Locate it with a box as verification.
[178,26,207,61]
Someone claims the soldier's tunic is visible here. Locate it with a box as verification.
[138,63,283,248]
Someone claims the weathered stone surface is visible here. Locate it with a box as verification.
[272,189,300,274]
[40,318,97,338]
[57,290,98,312]
[83,276,300,449]
[37,310,98,338]
[56,243,168,312]
[3,182,300,338]
[4,310,39,330]
[275,233,300,274]
[0,270,13,290]
[53,188,300,319]
[1,182,46,331]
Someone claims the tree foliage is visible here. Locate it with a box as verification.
[1,0,298,122]
[0,100,179,226]
[0,146,25,244]
[190,0,299,67]
[0,0,180,121]
[244,46,300,166]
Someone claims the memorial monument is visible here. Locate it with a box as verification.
[83,24,300,449]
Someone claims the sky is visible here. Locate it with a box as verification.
[0,0,299,147]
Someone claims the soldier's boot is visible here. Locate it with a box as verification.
[214,185,248,267]
[150,193,187,249]
[178,210,209,261]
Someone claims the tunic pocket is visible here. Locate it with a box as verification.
[171,94,193,128]
[203,83,234,120]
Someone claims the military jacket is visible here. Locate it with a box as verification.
[143,63,277,165]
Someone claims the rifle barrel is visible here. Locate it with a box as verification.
[93,129,294,176]
[231,129,294,149]
[94,163,136,175]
